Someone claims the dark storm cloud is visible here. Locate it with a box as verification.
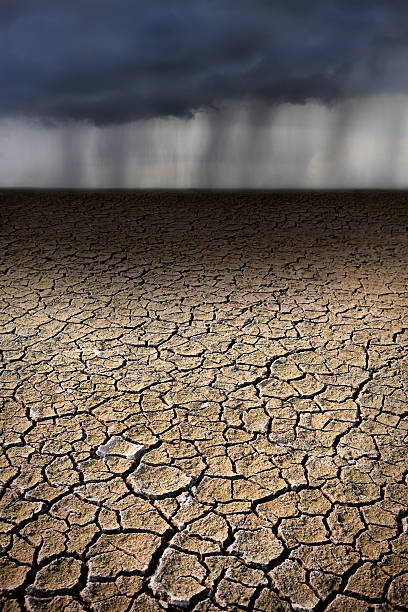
[1,0,408,125]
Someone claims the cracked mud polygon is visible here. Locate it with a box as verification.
[0,190,407,611]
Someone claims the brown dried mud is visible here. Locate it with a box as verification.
[0,190,407,611]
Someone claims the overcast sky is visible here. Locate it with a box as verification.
[1,0,408,188]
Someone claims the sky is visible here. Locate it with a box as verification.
[1,0,408,188]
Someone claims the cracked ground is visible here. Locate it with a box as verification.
[0,190,408,612]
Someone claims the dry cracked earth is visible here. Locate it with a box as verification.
[0,190,408,612]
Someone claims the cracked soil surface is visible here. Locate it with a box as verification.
[0,190,408,611]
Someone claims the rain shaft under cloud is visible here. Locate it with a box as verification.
[1,1,408,188]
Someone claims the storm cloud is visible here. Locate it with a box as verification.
[1,0,408,125]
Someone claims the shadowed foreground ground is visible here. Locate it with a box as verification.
[0,190,407,611]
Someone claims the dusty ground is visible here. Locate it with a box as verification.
[0,190,407,611]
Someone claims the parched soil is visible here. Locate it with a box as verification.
[0,190,407,611]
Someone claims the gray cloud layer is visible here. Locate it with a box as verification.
[1,0,408,125]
